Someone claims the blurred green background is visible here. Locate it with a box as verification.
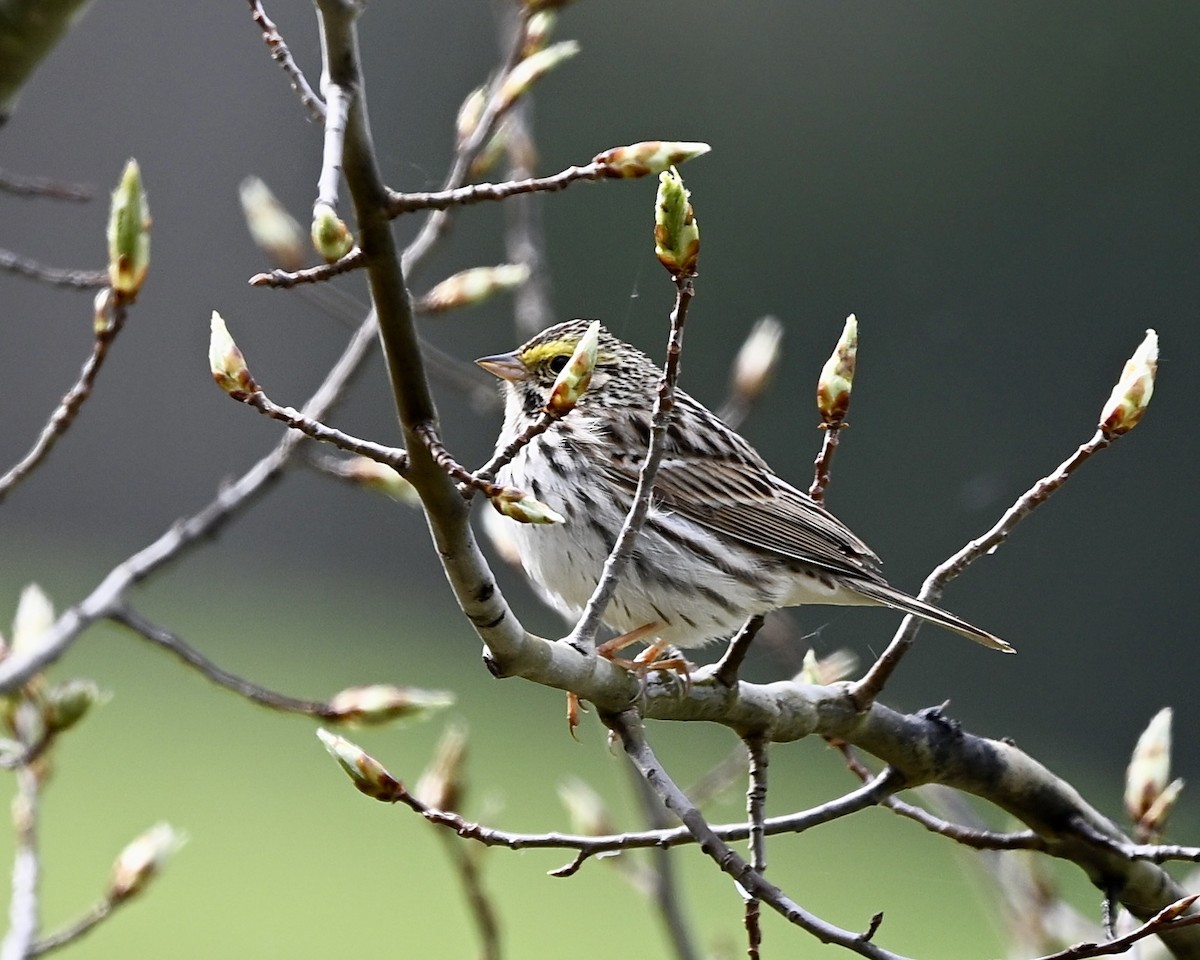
[0,1,1196,956]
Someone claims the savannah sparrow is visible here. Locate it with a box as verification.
[476,319,1012,654]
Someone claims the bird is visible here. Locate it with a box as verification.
[475,318,1012,655]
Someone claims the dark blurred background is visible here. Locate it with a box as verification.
[0,2,1196,957]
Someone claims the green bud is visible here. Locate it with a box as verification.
[43,679,105,734]
[317,729,405,802]
[595,141,711,179]
[109,823,186,901]
[418,264,530,314]
[208,312,257,398]
[653,167,700,278]
[546,319,599,416]
[490,487,565,525]
[1099,329,1158,439]
[107,159,151,297]
[239,177,306,271]
[327,684,454,727]
[310,202,355,262]
[816,314,858,425]
[498,41,580,112]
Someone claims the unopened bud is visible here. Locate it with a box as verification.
[239,177,306,271]
[490,487,565,525]
[455,86,488,147]
[208,312,257,398]
[107,159,150,297]
[816,314,858,426]
[1126,707,1173,826]
[335,457,419,505]
[417,264,530,314]
[310,202,354,262]
[498,41,580,112]
[1099,329,1158,439]
[44,679,104,734]
[317,728,405,802]
[415,722,468,812]
[730,316,784,407]
[10,584,54,661]
[327,684,454,727]
[93,287,114,335]
[109,823,185,901]
[653,167,700,278]
[522,10,557,57]
[595,141,711,179]
[546,320,599,416]
[557,777,615,836]
[796,648,858,686]
[1140,777,1185,841]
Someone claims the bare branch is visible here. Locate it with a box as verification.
[743,735,769,959]
[606,709,912,960]
[246,0,325,122]
[248,250,364,288]
[851,429,1111,707]
[0,249,106,288]
[0,168,91,201]
[0,296,127,504]
[107,606,341,719]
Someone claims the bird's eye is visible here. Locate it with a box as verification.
[548,354,569,374]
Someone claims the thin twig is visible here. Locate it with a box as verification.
[0,249,107,288]
[108,606,341,719]
[27,899,115,957]
[0,297,127,504]
[350,745,897,871]
[808,424,843,504]
[414,423,505,499]
[241,389,409,473]
[1031,896,1200,960]
[713,615,766,688]
[605,709,911,960]
[744,735,769,960]
[837,744,1043,852]
[851,429,1111,707]
[472,410,556,483]
[388,161,611,217]
[248,249,364,288]
[0,168,91,201]
[566,277,695,652]
[247,0,325,121]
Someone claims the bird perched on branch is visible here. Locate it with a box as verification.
[477,319,1011,655]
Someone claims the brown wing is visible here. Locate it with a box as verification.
[601,395,885,582]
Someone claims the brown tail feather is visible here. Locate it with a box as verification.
[848,580,1014,653]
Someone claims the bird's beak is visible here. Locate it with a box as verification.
[475,350,528,382]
